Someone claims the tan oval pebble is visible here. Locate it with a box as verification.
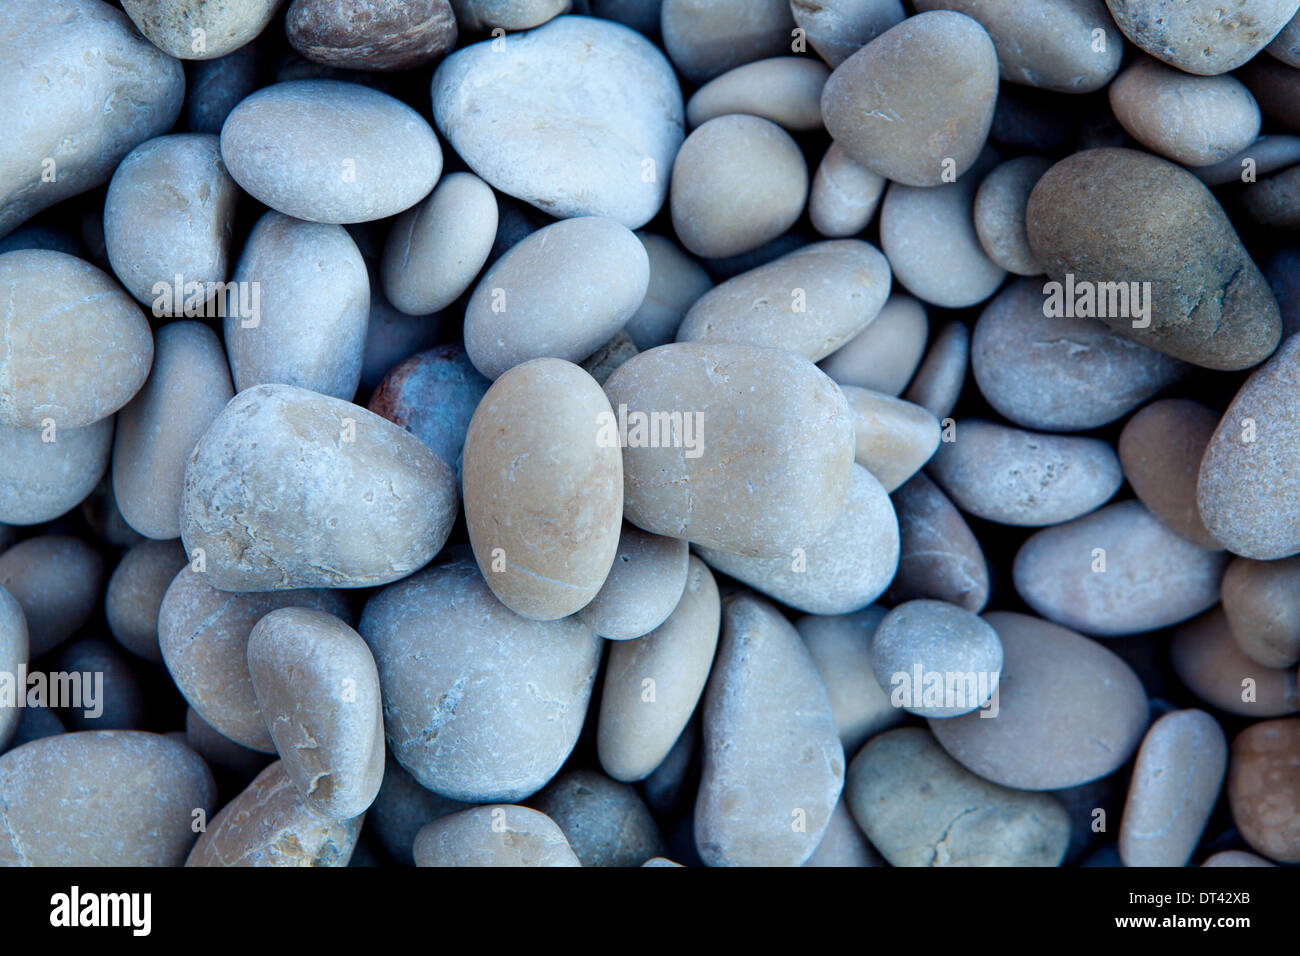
[669,115,808,259]
[1222,556,1300,668]
[1110,58,1261,166]
[1118,399,1221,549]
[904,320,969,420]
[359,554,602,802]
[846,726,1069,866]
[463,359,623,620]
[381,172,497,316]
[413,804,580,867]
[158,566,353,751]
[248,608,385,820]
[1198,334,1300,559]
[797,608,904,757]
[113,321,235,540]
[842,386,940,492]
[181,384,459,591]
[121,0,281,60]
[603,342,855,557]
[623,233,713,351]
[0,250,153,429]
[915,0,1122,92]
[661,0,794,83]
[928,419,1122,527]
[687,57,829,131]
[973,156,1051,275]
[819,294,927,395]
[0,417,112,526]
[1203,849,1276,866]
[695,595,844,867]
[1104,0,1300,76]
[368,758,465,865]
[929,612,1147,789]
[225,212,369,402]
[1119,709,1227,867]
[821,12,998,187]
[0,536,103,658]
[676,240,891,362]
[805,795,883,867]
[0,586,28,750]
[530,769,664,866]
[597,555,720,781]
[1170,607,1300,717]
[579,524,688,641]
[106,538,188,662]
[872,600,1003,718]
[1227,717,1300,862]
[286,0,458,71]
[791,0,906,68]
[1015,501,1228,636]
[972,279,1189,432]
[465,218,649,381]
[880,175,1007,309]
[187,761,362,867]
[103,133,239,307]
[809,143,888,239]
[889,472,990,613]
[695,464,899,615]
[0,730,215,866]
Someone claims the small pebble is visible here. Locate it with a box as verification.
[972,156,1052,276]
[903,321,969,420]
[1221,556,1300,668]
[871,600,1002,718]
[622,233,714,350]
[889,473,990,613]
[1170,608,1300,717]
[660,0,794,83]
[1227,717,1300,863]
[106,539,188,662]
[0,536,103,658]
[686,57,829,131]
[287,0,458,71]
[579,524,689,640]
[809,144,888,239]
[414,805,580,867]
[819,294,927,395]
[531,769,664,866]
[0,418,113,527]
[842,387,941,492]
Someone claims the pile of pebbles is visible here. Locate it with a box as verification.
[1,0,1299,869]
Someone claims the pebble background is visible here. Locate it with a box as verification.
[0,0,1297,869]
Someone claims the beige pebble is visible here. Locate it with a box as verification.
[0,535,103,658]
[622,233,714,351]
[1227,717,1300,863]
[687,57,829,131]
[248,608,385,820]
[1105,0,1300,76]
[579,524,689,641]
[1222,556,1300,668]
[531,769,664,866]
[842,386,940,492]
[414,805,580,867]
[809,143,888,239]
[463,359,623,621]
[819,294,927,395]
[695,595,844,866]
[187,760,362,867]
[106,538,188,662]
[903,320,969,420]
[973,156,1051,275]
[670,115,808,259]
[889,472,990,613]
[604,342,855,558]
[1170,607,1300,717]
[0,417,113,526]
[113,321,235,539]
[1119,709,1227,867]
[872,600,1003,718]
[121,0,282,60]
[1118,399,1221,550]
[158,565,353,751]
[846,726,1069,866]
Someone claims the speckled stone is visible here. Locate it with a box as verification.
[531,770,664,866]
[846,726,1069,866]
[113,321,235,540]
[809,143,888,239]
[1015,500,1228,637]
[670,115,808,259]
[871,600,1002,718]
[158,565,353,751]
[928,419,1122,527]
[1120,709,1227,867]
[819,294,927,395]
[687,57,829,131]
[0,417,113,526]
[0,731,216,866]
[1170,608,1300,716]
[414,804,580,867]
[973,157,1051,275]
[106,538,188,662]
[1026,148,1281,371]
[226,212,369,402]
[695,595,844,867]
[661,0,794,83]
[0,586,28,750]
[359,553,602,802]
[287,0,457,71]
[381,172,497,316]
[464,218,649,380]
[579,524,688,640]
[842,387,940,492]
[821,12,998,187]
[597,555,719,781]
[0,250,154,429]
[433,16,683,229]
[1118,399,1221,549]
[1222,556,1300,668]
[904,321,969,420]
[791,0,905,68]
[623,233,713,351]
[889,473,990,613]
[121,0,281,59]
[930,612,1147,789]
[463,359,623,620]
[180,384,459,591]
[972,279,1189,432]
[0,536,102,658]
[676,240,890,362]
[221,79,442,224]
[1227,717,1300,862]
[1104,0,1300,75]
[603,343,855,558]
[0,0,185,237]
[187,761,362,867]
